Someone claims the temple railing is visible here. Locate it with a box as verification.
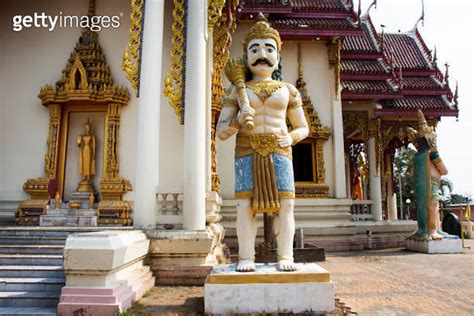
[156,186,183,227]
[350,200,373,221]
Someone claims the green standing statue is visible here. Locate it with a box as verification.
[407,110,449,240]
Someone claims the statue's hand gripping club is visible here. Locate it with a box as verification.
[225,58,254,130]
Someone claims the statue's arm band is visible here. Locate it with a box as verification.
[290,131,302,145]
[430,151,440,161]
[222,98,238,108]
[288,99,303,110]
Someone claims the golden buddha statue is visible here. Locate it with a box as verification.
[76,119,96,192]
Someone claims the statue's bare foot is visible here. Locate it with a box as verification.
[236,260,256,272]
[431,231,443,240]
[278,259,297,271]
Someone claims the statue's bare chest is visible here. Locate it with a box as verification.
[246,81,289,112]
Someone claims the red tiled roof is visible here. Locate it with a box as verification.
[341,17,379,54]
[341,59,387,74]
[242,0,353,12]
[402,77,443,90]
[291,0,352,11]
[273,17,353,29]
[240,0,361,39]
[384,33,431,71]
[342,80,393,93]
[382,96,449,110]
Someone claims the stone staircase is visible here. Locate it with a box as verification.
[0,227,132,315]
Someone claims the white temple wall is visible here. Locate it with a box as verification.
[157,0,184,190]
[217,23,336,199]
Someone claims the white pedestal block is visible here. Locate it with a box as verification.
[204,263,334,314]
[406,236,462,253]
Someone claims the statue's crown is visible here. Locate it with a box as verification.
[417,109,434,137]
[243,13,282,52]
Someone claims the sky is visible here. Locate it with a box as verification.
[360,0,474,197]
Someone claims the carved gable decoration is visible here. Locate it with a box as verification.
[39,30,129,106]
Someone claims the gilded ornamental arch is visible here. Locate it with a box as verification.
[17,29,132,226]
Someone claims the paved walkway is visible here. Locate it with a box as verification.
[129,240,474,315]
[319,239,474,315]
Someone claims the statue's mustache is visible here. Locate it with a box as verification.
[252,58,273,67]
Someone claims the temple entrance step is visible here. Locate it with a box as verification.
[0,236,66,245]
[0,278,65,292]
[0,245,64,255]
[0,291,60,307]
[0,307,56,316]
[0,265,64,278]
[0,227,133,313]
[0,255,63,266]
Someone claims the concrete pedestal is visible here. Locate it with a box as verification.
[406,236,462,253]
[40,208,97,227]
[58,231,154,316]
[147,229,222,285]
[71,191,94,209]
[204,263,334,314]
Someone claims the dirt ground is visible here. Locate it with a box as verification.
[127,240,473,315]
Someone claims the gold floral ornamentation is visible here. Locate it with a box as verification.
[210,1,239,192]
[19,26,132,225]
[208,0,226,30]
[246,80,285,102]
[235,134,292,159]
[327,38,342,96]
[164,0,186,124]
[122,0,144,96]
[44,104,61,176]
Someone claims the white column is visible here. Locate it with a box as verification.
[345,154,351,198]
[368,136,383,221]
[332,97,347,199]
[183,0,207,231]
[133,0,165,228]
[386,153,398,220]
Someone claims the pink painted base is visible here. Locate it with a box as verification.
[58,281,134,316]
[58,266,155,316]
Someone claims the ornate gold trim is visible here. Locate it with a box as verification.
[211,0,239,192]
[19,27,132,226]
[122,0,144,96]
[44,104,61,177]
[208,0,226,30]
[164,0,186,124]
[327,38,342,96]
[69,55,89,90]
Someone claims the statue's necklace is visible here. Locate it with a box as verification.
[246,80,285,102]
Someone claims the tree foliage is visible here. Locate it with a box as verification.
[393,146,417,219]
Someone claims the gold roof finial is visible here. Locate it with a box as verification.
[243,12,282,52]
[88,0,96,18]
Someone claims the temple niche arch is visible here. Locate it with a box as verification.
[17,28,132,226]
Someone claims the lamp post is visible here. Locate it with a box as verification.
[398,171,403,220]
[405,198,411,220]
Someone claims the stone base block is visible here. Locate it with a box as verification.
[40,215,97,227]
[71,191,94,209]
[147,229,223,285]
[154,265,212,285]
[406,236,462,253]
[58,281,133,316]
[204,263,334,314]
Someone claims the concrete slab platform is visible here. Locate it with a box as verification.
[204,263,334,314]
